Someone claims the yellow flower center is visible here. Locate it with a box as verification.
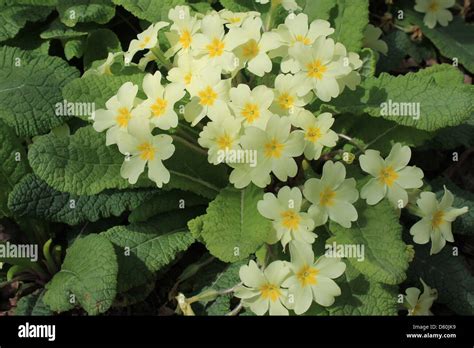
[305,126,322,143]
[116,107,131,128]
[216,133,233,150]
[264,139,285,158]
[179,29,192,49]
[206,37,225,57]
[198,86,218,106]
[229,17,241,24]
[296,265,319,287]
[184,72,193,85]
[295,34,311,45]
[428,1,439,12]
[277,92,294,110]
[150,97,168,117]
[241,103,260,123]
[280,210,301,230]
[431,210,445,228]
[259,283,281,302]
[242,39,260,59]
[306,59,328,80]
[138,142,156,161]
[140,36,151,48]
[319,187,336,207]
[378,166,399,187]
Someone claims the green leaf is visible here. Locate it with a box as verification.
[57,0,115,27]
[43,234,118,315]
[64,37,86,60]
[40,20,89,39]
[359,48,376,79]
[331,0,368,52]
[328,263,398,315]
[0,120,30,217]
[128,189,208,223]
[430,178,474,237]
[0,3,53,42]
[429,114,474,149]
[400,10,474,73]
[408,245,474,315]
[199,185,272,263]
[112,0,184,22]
[14,291,53,316]
[83,29,121,68]
[8,174,155,225]
[0,46,79,136]
[103,210,196,295]
[334,114,432,155]
[218,0,257,12]
[303,0,336,22]
[62,73,145,118]
[319,64,474,131]
[328,199,410,285]
[28,126,130,195]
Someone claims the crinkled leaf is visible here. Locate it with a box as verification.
[303,0,336,22]
[328,263,398,315]
[400,10,474,73]
[331,0,368,52]
[128,189,208,223]
[199,185,272,263]
[318,64,474,131]
[57,0,115,27]
[408,244,474,315]
[0,3,53,42]
[83,28,121,68]
[0,46,79,136]
[0,120,30,217]
[112,0,184,22]
[329,199,410,285]
[8,174,155,225]
[103,210,197,294]
[14,291,53,316]
[43,234,118,315]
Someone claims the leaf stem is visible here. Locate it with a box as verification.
[171,135,208,156]
[150,47,173,71]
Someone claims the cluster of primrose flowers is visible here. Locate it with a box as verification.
[90,1,468,316]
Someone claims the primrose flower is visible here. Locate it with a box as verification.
[235,260,290,315]
[404,278,438,316]
[414,0,455,29]
[359,143,424,208]
[290,37,351,101]
[229,115,304,188]
[275,14,334,73]
[136,71,185,130]
[270,74,312,117]
[363,24,388,55]
[235,17,282,77]
[191,14,247,73]
[257,186,316,249]
[292,111,338,160]
[219,9,260,28]
[333,43,362,93]
[116,117,175,187]
[184,69,231,126]
[165,6,201,57]
[229,84,274,129]
[124,22,169,63]
[167,53,212,95]
[93,82,143,146]
[283,241,346,314]
[303,161,359,228]
[410,187,468,255]
[198,113,242,165]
